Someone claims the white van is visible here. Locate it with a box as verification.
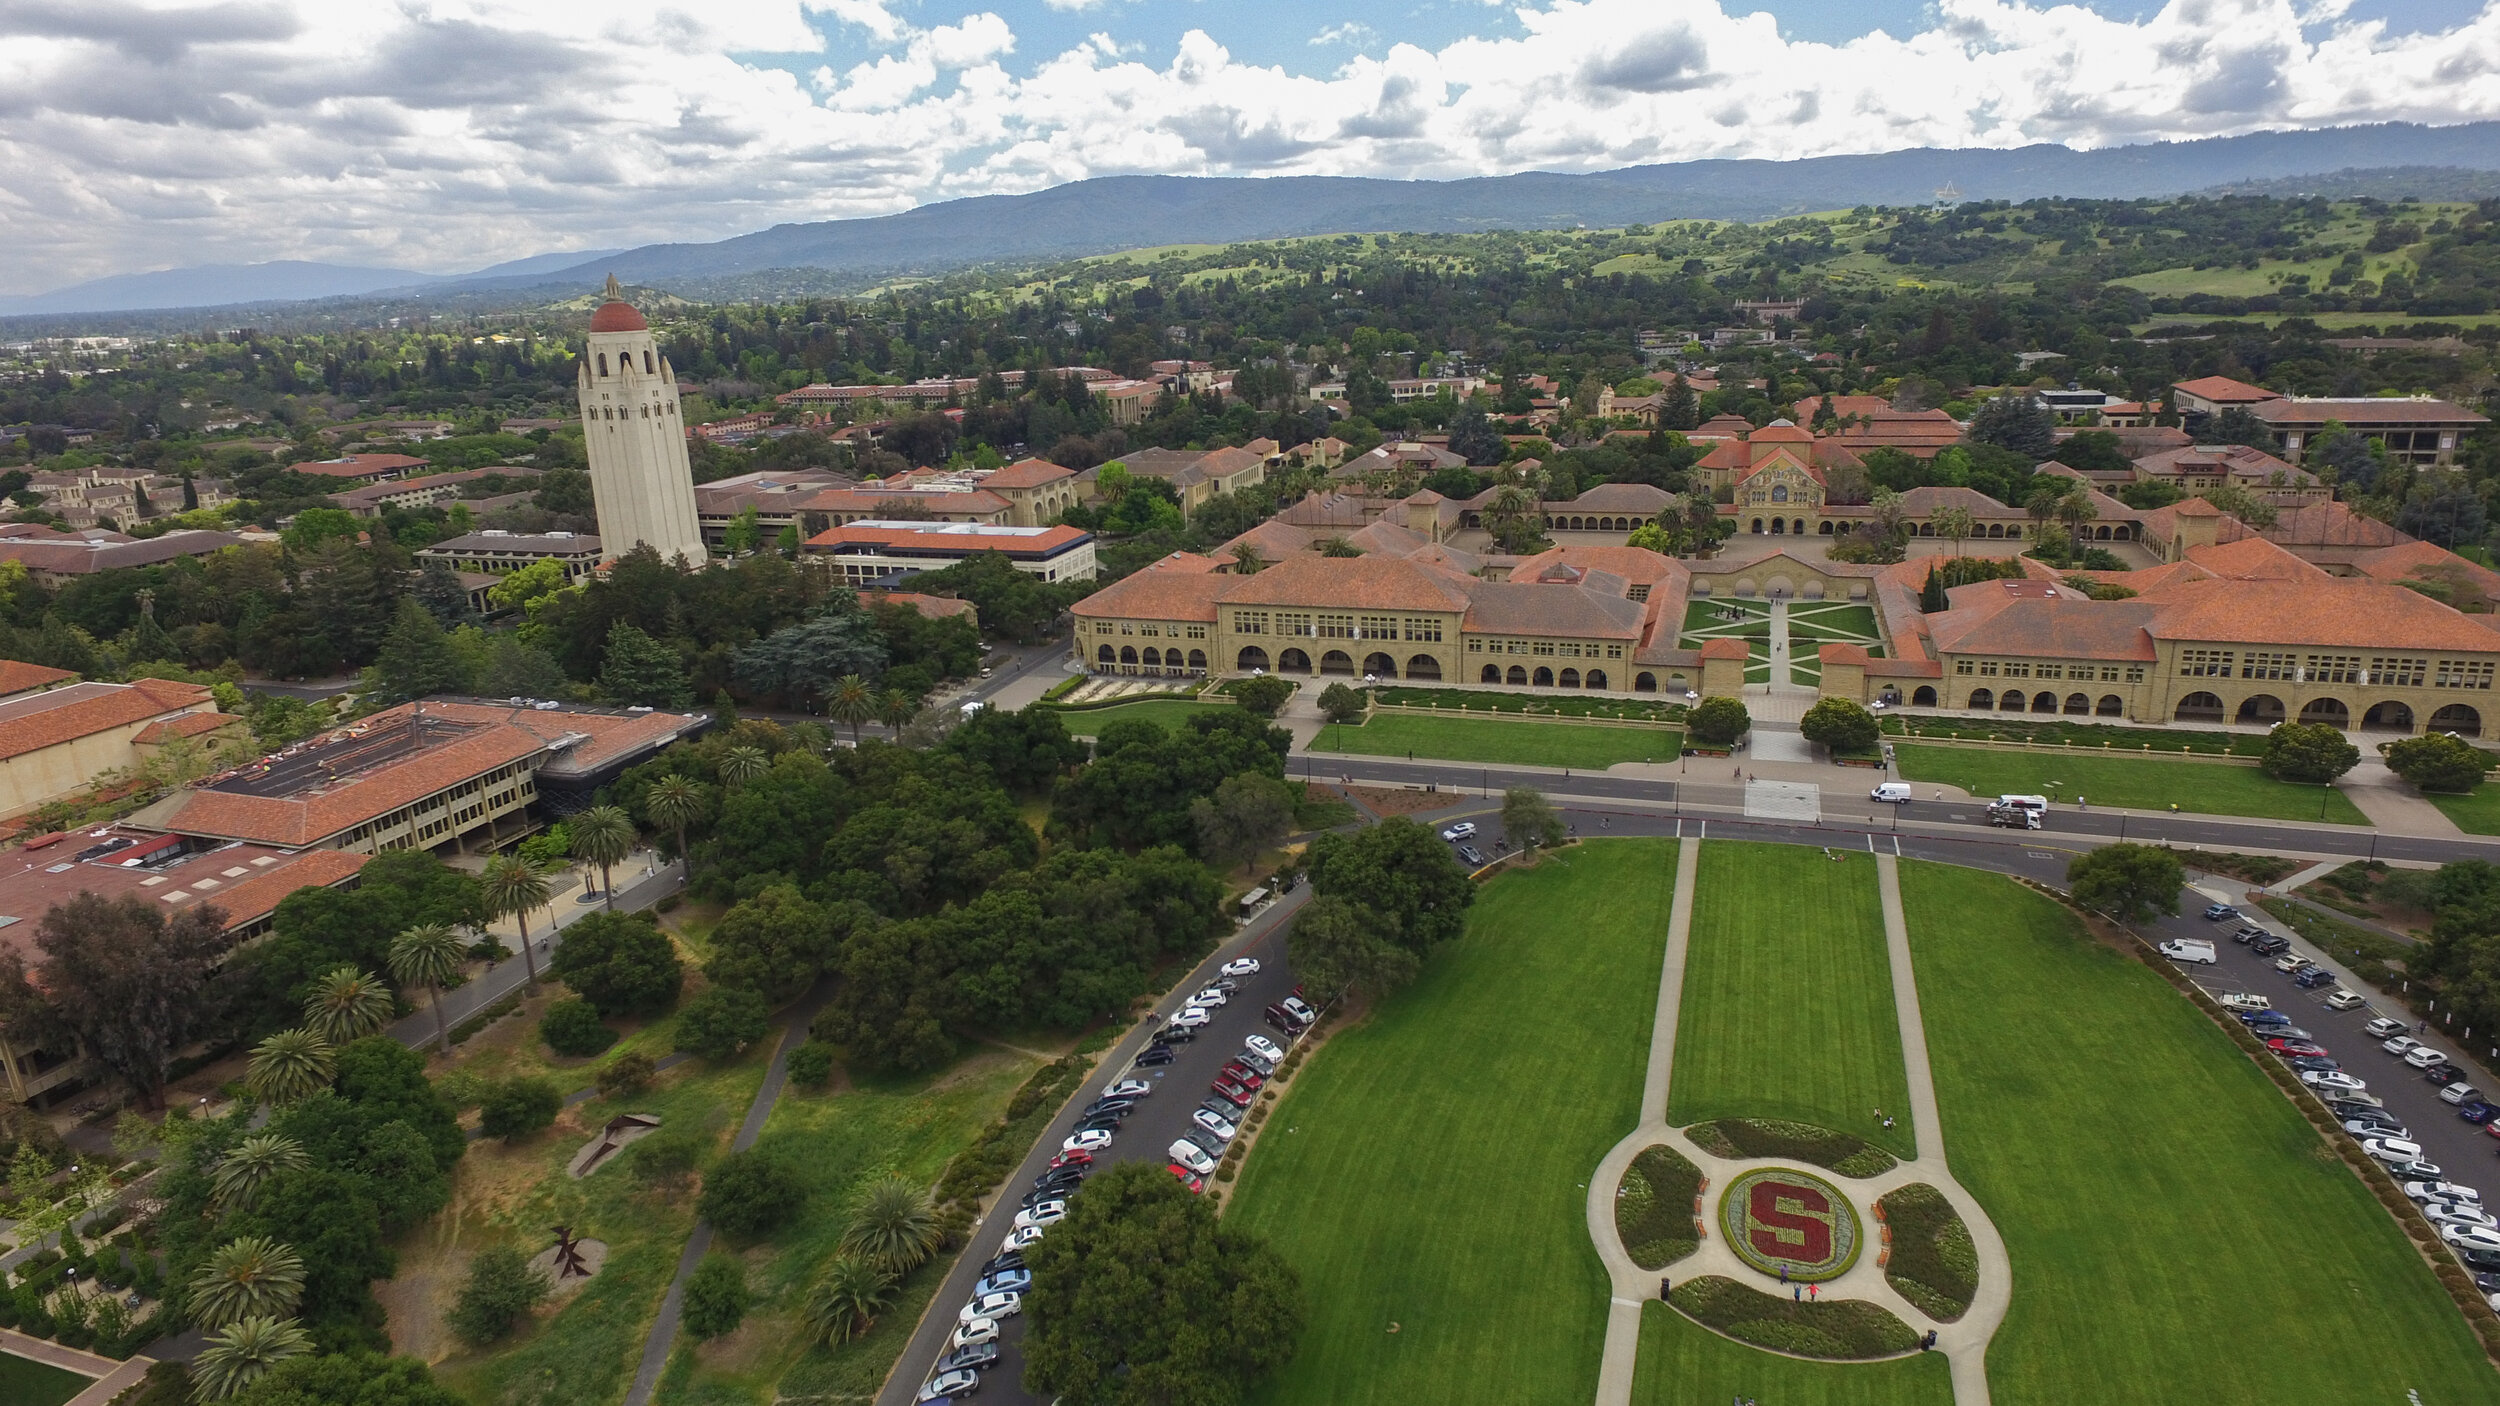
[1986,800,2043,830]
[1870,782,1912,804]
[2158,938,2219,965]
[1996,794,2049,815]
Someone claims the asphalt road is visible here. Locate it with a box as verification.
[876,886,1313,1406]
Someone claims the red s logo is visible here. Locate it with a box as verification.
[1747,1181,1833,1263]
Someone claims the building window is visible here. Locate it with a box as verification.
[2305,654,2361,684]
[2371,656,2428,688]
[2125,667,2145,683]
[1186,625,1206,639]
[1277,613,1312,636]
[1978,661,1998,676]
[1955,660,1974,676]
[2436,659,2495,690]
[1467,639,1483,653]
[2004,663,2031,679]
[1404,618,1442,642]
[1317,615,1354,638]
[2244,652,2297,681]
[2179,649,2234,678]
[1233,611,1267,634]
[2036,664,2062,680]
[1607,645,1623,659]
[1119,622,1133,635]
[1360,615,1399,640]
[1628,585,1651,602]
[1532,640,1555,656]
[1138,624,1159,638]
[2099,666,2120,682]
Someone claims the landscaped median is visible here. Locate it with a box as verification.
[1889,742,2368,823]
[1305,713,1683,770]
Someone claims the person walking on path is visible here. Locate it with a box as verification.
[1808,1283,1818,1302]
[1793,1284,1802,1301]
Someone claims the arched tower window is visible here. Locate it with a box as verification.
[643,350,655,374]
[596,353,608,377]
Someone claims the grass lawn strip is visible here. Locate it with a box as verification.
[2426,785,2500,835]
[0,1353,88,1406]
[1370,684,1685,722]
[1785,604,1881,642]
[1229,840,1678,1406]
[1873,1184,1976,1322]
[1617,1144,1704,1270]
[1668,1276,1920,1359]
[1890,744,2368,823]
[1668,844,1916,1159]
[1632,1302,1952,1406]
[1048,698,1233,735]
[1307,713,1684,769]
[1880,715,2268,756]
[1898,861,2494,1406]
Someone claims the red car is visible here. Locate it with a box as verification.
[1047,1148,1095,1171]
[2485,1120,2500,1141]
[1219,1063,1266,1090]
[1211,1079,1255,1108]
[1167,1163,1206,1194]
[2268,1038,2329,1057]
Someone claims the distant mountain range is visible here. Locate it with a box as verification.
[11,122,2500,320]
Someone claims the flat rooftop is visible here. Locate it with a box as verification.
[0,827,367,956]
[204,711,481,800]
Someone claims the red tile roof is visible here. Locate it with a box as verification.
[2250,397,2488,428]
[134,711,246,745]
[2172,376,2280,405]
[1698,637,1751,661]
[0,661,76,698]
[1217,552,1475,613]
[982,459,1076,489]
[1070,566,1229,623]
[289,453,427,480]
[0,678,213,762]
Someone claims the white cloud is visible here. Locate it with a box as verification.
[1312,22,1375,47]
[3,0,2499,294]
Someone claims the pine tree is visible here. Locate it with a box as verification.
[598,622,692,708]
[1660,375,1699,431]
[1920,566,1948,613]
[371,598,474,703]
[412,559,480,628]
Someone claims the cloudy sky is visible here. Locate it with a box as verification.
[2,0,2496,295]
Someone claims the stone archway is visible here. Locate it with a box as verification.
[1635,672,1658,693]
[2363,700,2416,733]
[2431,703,2483,737]
[1533,666,1555,687]
[1481,664,1501,683]
[2064,693,2090,715]
[1507,665,1529,686]
[2097,695,2123,716]
[1967,688,1994,709]
[2175,691,2224,723]
[1913,686,1938,707]
[1319,650,1356,676]
[2298,697,2349,728]
[1406,654,1442,681]
[1362,652,1398,679]
[2235,694,2285,726]
[1278,647,1311,673]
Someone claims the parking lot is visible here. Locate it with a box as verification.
[878,894,1309,1406]
[2152,892,2500,1284]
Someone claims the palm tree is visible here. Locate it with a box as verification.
[301,966,394,1044]
[876,688,914,733]
[837,1175,940,1276]
[1228,542,1265,574]
[803,1255,895,1345]
[827,674,875,746]
[244,1030,334,1107]
[480,854,553,993]
[717,745,769,789]
[1932,505,1976,560]
[641,775,710,876]
[210,1135,306,1213]
[389,923,466,1055]
[2024,479,2064,546]
[569,804,636,910]
[189,1315,312,1401]
[188,1237,306,1330]
[2058,483,2096,552]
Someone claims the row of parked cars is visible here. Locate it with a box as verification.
[920,958,1303,1402]
[2234,1000,2500,1301]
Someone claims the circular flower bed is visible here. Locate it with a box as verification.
[1718,1166,1862,1283]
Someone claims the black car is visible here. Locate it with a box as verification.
[2462,1245,2500,1274]
[1080,1097,1136,1118]
[1179,1127,1227,1158]
[2250,934,2293,957]
[1133,1047,1176,1067]
[1033,1167,1086,1193]
[2477,1270,2500,1293]
[938,1341,1002,1374]
[1151,1026,1199,1046]
[2426,1063,2469,1085]
[2293,967,2337,989]
[1200,1096,1242,1121]
[982,1251,1026,1277]
[1073,1112,1125,1133]
[2286,1055,2341,1073]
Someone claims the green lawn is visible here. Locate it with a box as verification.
[1666,844,1915,1158]
[0,1353,89,1406]
[1231,840,1679,1406]
[1633,1303,1952,1405]
[1307,713,1681,769]
[2425,786,2500,835]
[1890,745,2368,823]
[1050,698,1233,735]
[1899,862,2494,1406]
[1785,603,1880,641]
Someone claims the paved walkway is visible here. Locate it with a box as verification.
[1583,840,2011,1406]
[620,984,831,1406]
[2336,757,2464,837]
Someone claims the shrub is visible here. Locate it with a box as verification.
[701,1149,806,1237]
[1230,675,1294,718]
[2260,721,2360,783]
[548,911,684,1017]
[1876,1183,1977,1321]
[477,1077,562,1141]
[674,987,772,1062]
[630,1129,702,1193]
[448,1244,550,1347]
[539,999,617,1058]
[1687,695,1751,747]
[2387,732,2493,793]
[1799,697,1879,755]
[783,1042,835,1088]
[1670,1276,1919,1359]
[597,1051,657,1099]
[1616,1144,1702,1270]
[1698,1119,1897,1177]
[681,1254,749,1339]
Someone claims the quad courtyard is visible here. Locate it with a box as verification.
[1225,839,2492,1404]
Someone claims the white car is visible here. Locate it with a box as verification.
[950,1317,1000,1350]
[2443,1083,2485,1106]
[2302,1070,2367,1093]
[2384,1036,2422,1056]
[2220,992,2272,1013]
[959,1290,1023,1324]
[2366,1017,2410,1039]
[2158,939,2218,965]
[2408,1180,2482,1204]
[1191,987,1229,1009]
[1170,1006,1211,1029]
[2424,1204,2499,1232]
[1104,1078,1153,1100]
[1013,1201,1068,1232]
[1440,822,1477,840]
[1004,1225,1047,1250]
[1061,1129,1114,1154]
[2364,1137,2426,1164]
[1220,957,1261,977]
[1169,1140,1217,1174]
[1191,1108,1238,1142]
[2325,991,2368,1011]
[2441,1224,2500,1253]
[2405,1047,2452,1069]
[1244,1034,1286,1063]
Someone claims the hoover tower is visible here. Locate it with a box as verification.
[577,275,706,565]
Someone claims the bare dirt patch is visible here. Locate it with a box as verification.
[1339,784,1465,818]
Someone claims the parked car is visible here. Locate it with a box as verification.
[2407,1180,2481,1204]
[1441,822,1478,840]
[1210,1079,1254,1108]
[1170,1140,1217,1174]
[2303,1070,2367,1093]
[1179,1127,1227,1159]
[1232,1049,1277,1076]
[1220,1063,1266,1090]
[2406,1046,2453,1069]
[2463,1103,2500,1125]
[1192,1108,1239,1141]
[1170,1007,1212,1030]
[2159,939,2219,965]
[1282,996,1318,1023]
[2444,1084,2486,1106]
[2203,903,2240,921]
[1004,1225,1046,1250]
[2327,1096,2387,1117]
[918,1370,980,1403]
[1245,1035,1287,1062]
[2267,1037,2329,1056]
[2287,1056,2342,1073]
[2344,1117,2408,1138]
[2427,1064,2470,1086]
[1457,845,1486,866]
[1133,1047,1176,1068]
[2389,1158,2446,1181]
[2363,1136,2427,1163]
[2273,953,2314,974]
[2326,991,2369,1011]
[1047,1148,1094,1171]
[1103,1078,1153,1100]
[1220,957,1262,977]
[1081,1097,1135,1119]
[950,1317,1000,1350]
[959,1290,1023,1324]
[2295,968,2338,990]
[2250,935,2293,957]
[1168,1164,1207,1194]
[1012,1203,1067,1232]
[1150,1026,1198,1045]
[1264,1004,1309,1033]
[2231,925,2269,944]
[2440,1225,2500,1254]
[1073,1112,1126,1134]
[2385,1036,2423,1056]
[2366,1017,2411,1038]
[975,1267,1033,1296]
[1191,987,1229,1009]
[1061,1129,1113,1154]
[938,1341,1001,1374]
[2224,993,2275,1013]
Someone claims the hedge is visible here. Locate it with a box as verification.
[1669,1275,1921,1359]
[1875,1183,1977,1322]
[1616,1144,1703,1270]
[1687,1118,1897,1178]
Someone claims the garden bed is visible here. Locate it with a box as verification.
[1667,1276,1922,1360]
[2180,851,2304,887]
[1882,715,2265,756]
[1369,685,1686,722]
[1684,1119,1898,1178]
[1876,1183,1977,1322]
[1615,1144,1703,1270]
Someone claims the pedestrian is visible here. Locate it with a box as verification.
[1661,1277,1671,1300]
[2077,796,2086,810]
[1780,1264,1788,1283]
[1809,1283,1818,1302]
[1793,1284,1802,1301]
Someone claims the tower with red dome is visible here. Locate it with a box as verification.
[575,275,706,566]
